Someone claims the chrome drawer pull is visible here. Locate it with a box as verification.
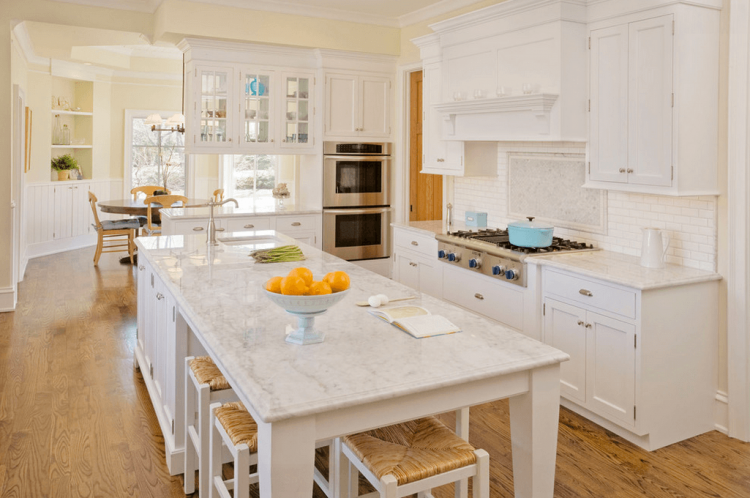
[244,224,254,229]
[579,289,593,297]
[215,228,225,232]
[291,222,302,226]
[156,293,164,300]
[411,241,418,246]
[577,320,584,326]
[474,293,484,300]
[409,262,418,267]
[193,227,204,231]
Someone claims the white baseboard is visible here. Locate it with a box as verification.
[715,390,729,435]
[26,234,97,260]
[0,286,17,312]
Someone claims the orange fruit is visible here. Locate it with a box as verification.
[307,281,332,296]
[287,267,313,287]
[280,275,308,295]
[265,276,283,293]
[324,271,350,293]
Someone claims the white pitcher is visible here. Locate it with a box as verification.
[640,227,670,268]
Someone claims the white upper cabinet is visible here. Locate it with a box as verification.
[281,73,314,149]
[586,3,720,196]
[238,69,274,150]
[192,64,235,149]
[325,72,392,139]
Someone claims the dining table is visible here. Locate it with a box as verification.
[97,197,208,264]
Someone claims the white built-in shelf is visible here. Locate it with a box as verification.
[51,109,93,116]
[51,145,93,149]
[433,93,559,116]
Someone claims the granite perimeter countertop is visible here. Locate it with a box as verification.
[161,200,321,220]
[527,250,722,290]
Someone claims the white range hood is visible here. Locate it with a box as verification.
[414,0,588,143]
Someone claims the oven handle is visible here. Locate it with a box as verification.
[324,155,392,161]
[324,208,392,215]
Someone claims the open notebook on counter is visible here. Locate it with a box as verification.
[368,306,461,339]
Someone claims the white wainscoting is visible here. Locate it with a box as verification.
[25,179,123,260]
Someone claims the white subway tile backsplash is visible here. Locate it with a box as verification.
[452,142,718,271]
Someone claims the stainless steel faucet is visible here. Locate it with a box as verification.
[200,198,239,245]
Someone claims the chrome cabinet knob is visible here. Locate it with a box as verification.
[409,262,417,267]
[411,241,418,246]
[138,265,145,271]
[627,169,634,173]
[156,293,164,300]
[619,168,626,173]
[585,323,592,328]
[577,320,584,326]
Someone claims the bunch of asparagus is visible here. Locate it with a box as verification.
[249,245,305,263]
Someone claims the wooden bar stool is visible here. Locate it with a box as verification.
[208,401,336,498]
[184,356,237,497]
[336,416,489,498]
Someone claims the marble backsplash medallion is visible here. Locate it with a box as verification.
[507,155,607,234]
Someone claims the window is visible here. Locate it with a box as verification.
[221,155,280,205]
[125,110,186,196]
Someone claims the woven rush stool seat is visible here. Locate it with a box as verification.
[343,417,477,486]
[337,416,489,498]
[184,356,238,497]
[190,356,232,391]
[215,402,258,451]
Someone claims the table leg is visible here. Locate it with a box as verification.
[455,407,470,498]
[257,415,316,498]
[508,364,561,498]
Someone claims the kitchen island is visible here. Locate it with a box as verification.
[134,231,569,497]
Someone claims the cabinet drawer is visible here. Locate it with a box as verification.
[224,217,272,232]
[394,229,437,258]
[442,265,524,331]
[544,270,636,319]
[173,220,219,235]
[275,215,318,232]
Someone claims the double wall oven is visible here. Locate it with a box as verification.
[323,142,392,261]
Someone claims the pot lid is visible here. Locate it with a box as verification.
[508,216,554,230]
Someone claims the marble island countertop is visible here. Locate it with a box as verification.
[527,251,722,290]
[160,200,321,220]
[135,232,568,423]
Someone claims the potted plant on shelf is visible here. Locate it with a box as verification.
[51,154,79,181]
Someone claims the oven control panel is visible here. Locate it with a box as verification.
[437,242,526,287]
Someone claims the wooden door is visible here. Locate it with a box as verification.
[325,73,359,137]
[586,310,636,427]
[628,14,673,187]
[360,75,390,137]
[409,70,442,221]
[589,24,629,183]
[544,298,588,404]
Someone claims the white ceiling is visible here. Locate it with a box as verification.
[48,0,490,27]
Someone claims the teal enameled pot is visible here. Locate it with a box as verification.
[508,217,554,248]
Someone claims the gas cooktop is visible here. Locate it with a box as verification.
[435,226,598,287]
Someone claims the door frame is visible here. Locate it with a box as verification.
[12,85,26,298]
[727,0,750,441]
[396,61,454,227]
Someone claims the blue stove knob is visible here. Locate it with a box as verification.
[469,258,480,269]
[438,249,446,259]
[448,253,456,262]
[492,265,503,275]
[505,269,518,281]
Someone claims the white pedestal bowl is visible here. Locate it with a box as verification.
[263,288,349,345]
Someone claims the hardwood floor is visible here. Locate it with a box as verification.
[1,247,749,497]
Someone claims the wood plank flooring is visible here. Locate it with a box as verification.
[1,247,749,497]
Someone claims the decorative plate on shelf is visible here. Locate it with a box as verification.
[246,79,266,97]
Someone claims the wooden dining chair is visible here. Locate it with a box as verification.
[212,188,225,202]
[88,191,139,265]
[131,185,171,200]
[143,194,188,236]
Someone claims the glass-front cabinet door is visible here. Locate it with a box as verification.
[195,65,234,148]
[281,72,314,150]
[240,70,274,150]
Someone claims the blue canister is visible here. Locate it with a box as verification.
[465,211,488,227]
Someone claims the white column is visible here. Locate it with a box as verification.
[257,415,317,498]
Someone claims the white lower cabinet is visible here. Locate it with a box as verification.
[542,267,717,451]
[544,298,635,427]
[394,250,442,299]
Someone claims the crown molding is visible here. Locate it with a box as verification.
[182,0,400,27]
[98,44,182,60]
[46,0,164,13]
[11,22,49,67]
[397,0,490,27]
